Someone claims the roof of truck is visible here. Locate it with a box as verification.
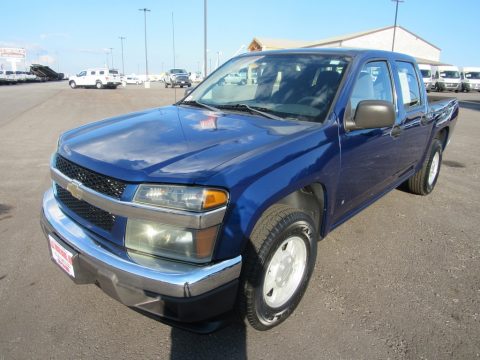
[237,48,416,62]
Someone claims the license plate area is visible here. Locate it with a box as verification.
[49,235,76,278]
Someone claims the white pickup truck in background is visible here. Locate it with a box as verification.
[69,68,122,89]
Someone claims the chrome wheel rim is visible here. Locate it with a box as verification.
[428,151,440,186]
[263,236,307,308]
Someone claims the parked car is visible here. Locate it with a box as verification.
[218,72,247,85]
[433,65,462,92]
[68,68,122,89]
[2,70,17,85]
[122,76,143,86]
[418,64,434,92]
[164,68,191,88]
[461,67,480,92]
[189,71,204,83]
[41,49,458,332]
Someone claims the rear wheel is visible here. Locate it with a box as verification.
[239,205,317,330]
[95,81,103,89]
[405,139,442,195]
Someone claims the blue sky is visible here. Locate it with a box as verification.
[1,0,478,75]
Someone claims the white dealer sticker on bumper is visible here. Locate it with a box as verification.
[49,235,75,278]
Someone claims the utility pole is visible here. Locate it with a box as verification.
[139,8,151,78]
[204,0,207,77]
[119,36,126,75]
[391,0,404,51]
[109,47,114,69]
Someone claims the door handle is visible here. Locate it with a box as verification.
[390,125,403,138]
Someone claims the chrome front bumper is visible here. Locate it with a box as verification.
[41,189,242,321]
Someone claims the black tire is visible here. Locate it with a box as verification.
[180,85,184,88]
[165,82,168,88]
[69,81,76,89]
[406,139,443,195]
[95,82,103,89]
[239,205,317,330]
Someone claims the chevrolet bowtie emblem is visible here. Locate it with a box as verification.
[66,180,83,200]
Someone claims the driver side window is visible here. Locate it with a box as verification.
[350,61,394,112]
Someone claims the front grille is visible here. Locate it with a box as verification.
[55,155,126,199]
[55,184,115,231]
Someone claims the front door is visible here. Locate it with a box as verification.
[333,60,405,225]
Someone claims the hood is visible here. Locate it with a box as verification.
[58,106,317,183]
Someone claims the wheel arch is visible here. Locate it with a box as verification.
[274,183,326,235]
[436,126,449,150]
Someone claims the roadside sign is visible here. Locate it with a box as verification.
[0,48,26,59]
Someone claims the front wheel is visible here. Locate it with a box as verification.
[95,82,103,89]
[239,205,317,330]
[69,81,76,89]
[405,139,442,195]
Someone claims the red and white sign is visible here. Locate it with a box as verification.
[0,47,26,59]
[49,235,75,277]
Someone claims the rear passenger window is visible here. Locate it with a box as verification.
[99,71,105,75]
[350,61,393,112]
[396,62,421,108]
[90,71,96,75]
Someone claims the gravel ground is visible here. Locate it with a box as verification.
[0,82,479,359]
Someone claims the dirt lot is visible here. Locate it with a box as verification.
[0,82,479,359]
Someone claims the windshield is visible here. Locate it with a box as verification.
[420,69,431,78]
[171,69,187,74]
[465,72,480,80]
[185,54,349,123]
[440,71,460,79]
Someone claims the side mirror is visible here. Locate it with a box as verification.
[345,100,395,131]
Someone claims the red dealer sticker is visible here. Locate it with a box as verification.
[49,235,75,278]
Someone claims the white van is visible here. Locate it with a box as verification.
[433,65,461,92]
[69,68,122,89]
[418,64,434,92]
[461,67,480,92]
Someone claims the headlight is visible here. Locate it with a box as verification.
[125,219,218,263]
[134,184,228,212]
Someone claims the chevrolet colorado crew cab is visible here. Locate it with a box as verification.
[41,49,458,332]
[69,68,122,89]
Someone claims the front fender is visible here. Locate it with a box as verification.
[212,124,341,260]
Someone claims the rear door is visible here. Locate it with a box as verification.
[393,61,431,170]
[333,59,405,224]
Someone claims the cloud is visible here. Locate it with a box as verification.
[39,33,69,40]
[77,48,110,55]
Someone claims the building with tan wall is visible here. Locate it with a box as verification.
[248,26,442,64]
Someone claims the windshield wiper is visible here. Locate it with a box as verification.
[179,100,221,112]
[216,103,284,120]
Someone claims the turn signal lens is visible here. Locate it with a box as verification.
[203,189,228,210]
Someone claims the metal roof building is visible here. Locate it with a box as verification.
[248,26,442,64]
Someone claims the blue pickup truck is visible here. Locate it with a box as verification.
[41,49,458,331]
